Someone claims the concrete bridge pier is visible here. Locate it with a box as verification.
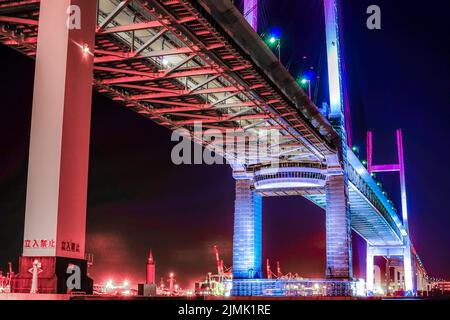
[231,173,263,280]
[12,0,96,294]
[366,245,414,296]
[393,266,400,291]
[325,174,353,280]
[366,245,375,295]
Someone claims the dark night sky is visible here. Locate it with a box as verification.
[1,0,450,288]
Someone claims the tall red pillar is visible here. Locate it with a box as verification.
[12,0,96,294]
[146,251,155,285]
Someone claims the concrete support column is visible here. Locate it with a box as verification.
[403,244,414,293]
[232,178,262,279]
[366,246,374,294]
[385,259,391,294]
[394,267,399,291]
[13,0,96,294]
[325,175,352,279]
[416,271,423,292]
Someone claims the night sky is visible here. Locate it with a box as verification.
[1,0,450,288]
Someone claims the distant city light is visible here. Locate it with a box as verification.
[355,279,366,296]
[105,279,114,289]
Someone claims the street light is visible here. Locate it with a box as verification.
[265,30,282,61]
[298,77,312,100]
[270,37,281,61]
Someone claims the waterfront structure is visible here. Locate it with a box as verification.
[146,251,155,285]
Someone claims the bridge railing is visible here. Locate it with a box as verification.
[347,150,406,240]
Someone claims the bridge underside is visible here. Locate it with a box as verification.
[0,0,338,165]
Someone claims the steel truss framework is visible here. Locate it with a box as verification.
[0,0,340,165]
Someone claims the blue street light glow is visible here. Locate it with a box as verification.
[303,69,315,80]
[298,70,315,87]
[266,27,282,47]
[269,27,282,39]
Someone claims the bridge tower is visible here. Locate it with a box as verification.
[232,171,263,280]
[229,0,263,285]
[323,0,353,280]
[243,0,258,32]
[366,129,414,294]
[234,0,354,286]
[12,0,96,293]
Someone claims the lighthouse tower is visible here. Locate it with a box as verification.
[146,251,155,285]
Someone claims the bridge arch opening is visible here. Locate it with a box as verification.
[263,196,325,279]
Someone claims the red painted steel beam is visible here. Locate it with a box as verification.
[114,84,180,94]
[94,47,194,63]
[97,67,222,84]
[0,0,40,10]
[94,49,128,58]
[97,16,197,34]
[126,86,241,100]
[94,43,223,64]
[3,37,37,45]
[147,100,210,113]
[98,20,165,34]
[174,114,270,125]
[0,15,38,25]
[147,100,259,114]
